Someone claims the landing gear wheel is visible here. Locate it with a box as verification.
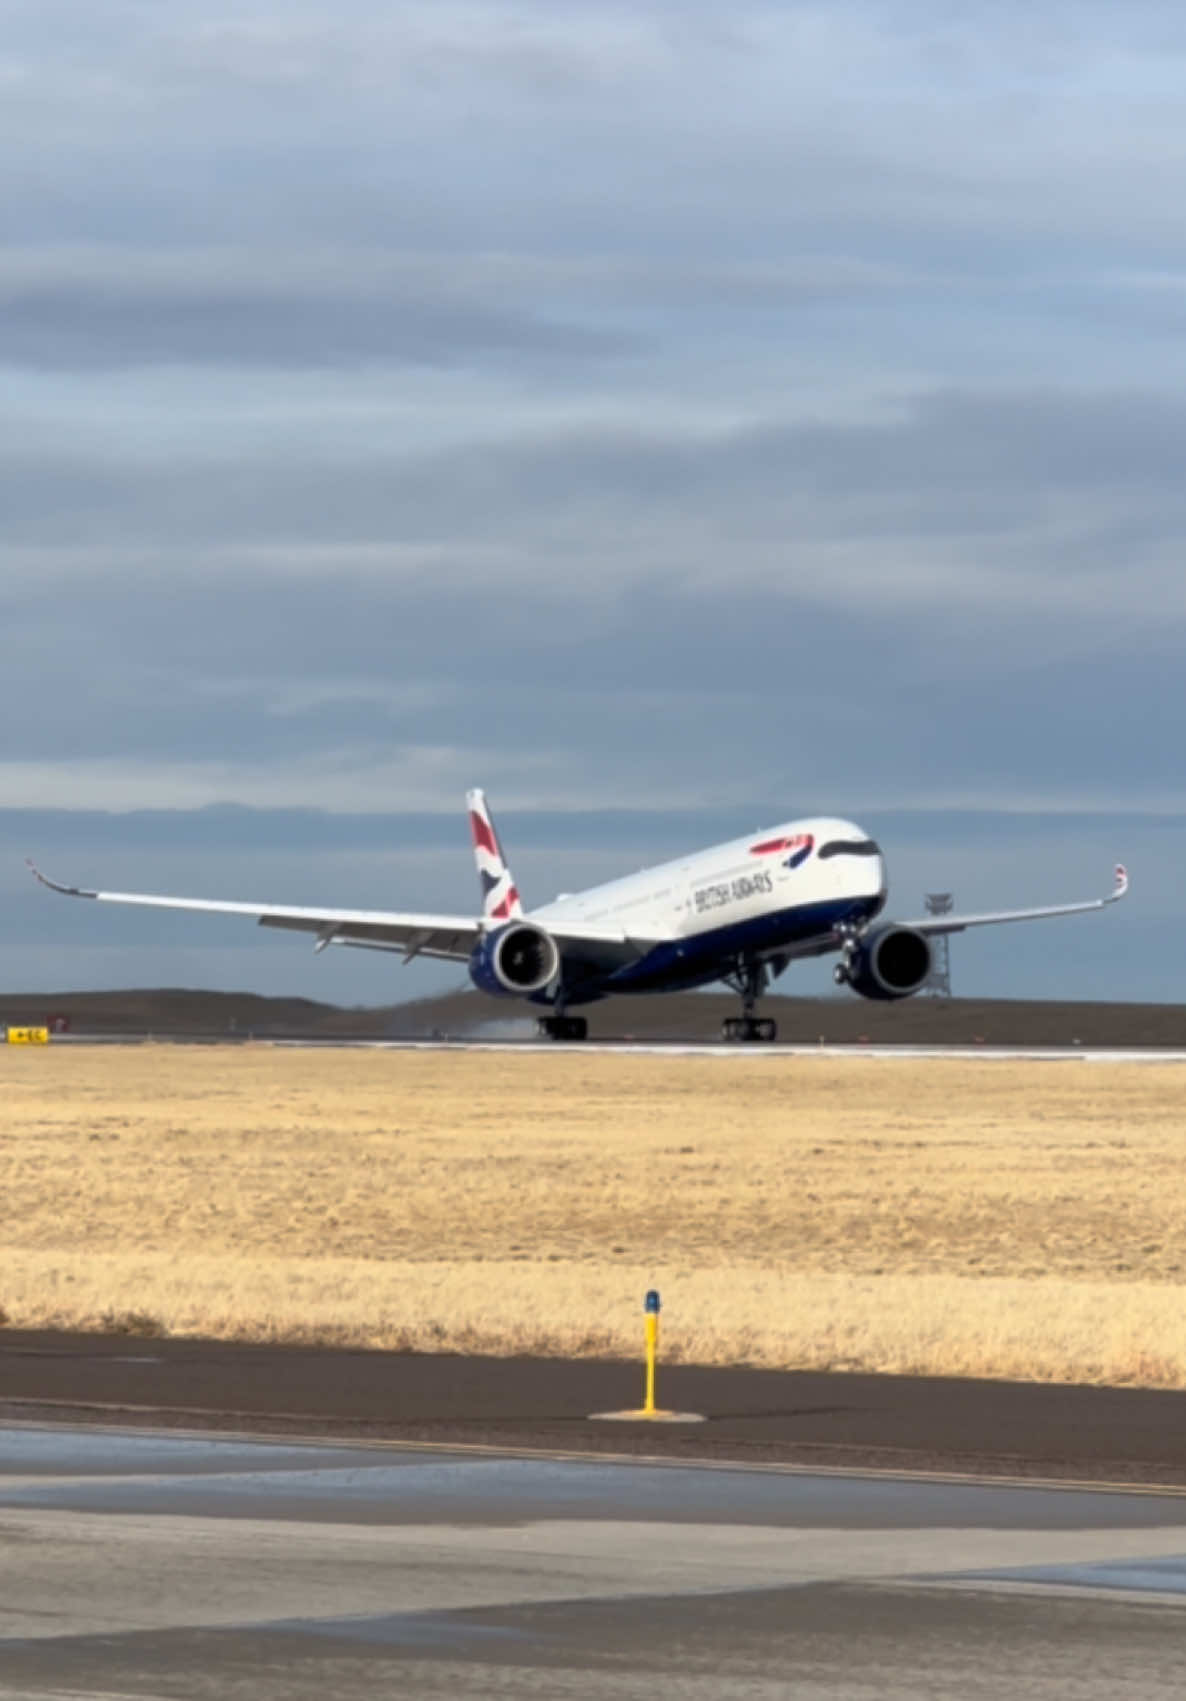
[721,1016,777,1044]
[538,1015,588,1042]
[721,958,779,1044]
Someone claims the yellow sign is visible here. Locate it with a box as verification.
[7,1027,49,1045]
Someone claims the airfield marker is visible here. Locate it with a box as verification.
[644,1287,659,1414]
[588,1289,705,1424]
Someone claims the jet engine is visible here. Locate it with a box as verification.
[468,922,561,998]
[840,924,932,1002]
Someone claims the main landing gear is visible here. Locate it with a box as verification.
[721,960,778,1044]
[537,1013,588,1042]
[722,1014,777,1043]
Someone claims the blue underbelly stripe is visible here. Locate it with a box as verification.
[605,895,878,995]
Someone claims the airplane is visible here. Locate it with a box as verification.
[28,790,1128,1043]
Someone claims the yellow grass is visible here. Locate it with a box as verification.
[4,1044,1186,1386]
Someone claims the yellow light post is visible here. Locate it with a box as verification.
[643,1288,660,1415]
[589,1288,705,1424]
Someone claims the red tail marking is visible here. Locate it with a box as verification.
[469,812,499,857]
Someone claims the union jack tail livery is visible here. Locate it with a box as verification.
[466,787,523,924]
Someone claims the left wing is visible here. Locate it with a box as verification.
[27,861,482,963]
[26,861,655,968]
[898,863,1129,936]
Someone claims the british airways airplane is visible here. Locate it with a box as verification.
[29,791,1128,1042]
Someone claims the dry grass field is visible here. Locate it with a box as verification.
[4,1043,1186,1386]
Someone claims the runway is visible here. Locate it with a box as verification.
[51,1031,1186,1060]
[3,1422,1186,1698]
[342,1040,1186,1061]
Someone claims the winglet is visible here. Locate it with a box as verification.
[1112,863,1129,901]
[26,859,97,900]
[465,789,523,924]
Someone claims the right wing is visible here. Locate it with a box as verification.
[899,863,1130,936]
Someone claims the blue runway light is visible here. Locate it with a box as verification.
[586,1287,702,1422]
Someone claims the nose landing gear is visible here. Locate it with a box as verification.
[833,923,860,988]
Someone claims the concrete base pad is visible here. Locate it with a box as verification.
[588,1409,706,1423]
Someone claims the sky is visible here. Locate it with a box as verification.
[2,0,1183,1005]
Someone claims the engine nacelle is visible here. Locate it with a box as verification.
[468,922,561,998]
[844,924,932,1002]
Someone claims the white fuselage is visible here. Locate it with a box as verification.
[529,815,887,951]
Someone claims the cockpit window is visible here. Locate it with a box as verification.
[817,838,881,860]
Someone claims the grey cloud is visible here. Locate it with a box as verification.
[0,544,1181,823]
[3,386,1185,616]
[5,0,1186,1004]
[2,377,1182,827]
[8,2,1186,267]
[0,245,923,306]
[0,268,632,372]
[0,246,923,374]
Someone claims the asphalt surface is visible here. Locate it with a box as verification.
[6,1330,1186,1484]
[6,986,1186,1047]
[4,1422,1186,1699]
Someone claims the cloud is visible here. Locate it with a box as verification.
[3,384,1185,625]
[0,248,637,371]
[2,0,1186,1000]
[8,2,1186,258]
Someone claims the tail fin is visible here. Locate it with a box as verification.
[466,788,523,923]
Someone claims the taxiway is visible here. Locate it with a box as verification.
[3,1422,1186,1697]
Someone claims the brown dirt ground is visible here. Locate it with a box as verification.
[6,1046,1186,1390]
